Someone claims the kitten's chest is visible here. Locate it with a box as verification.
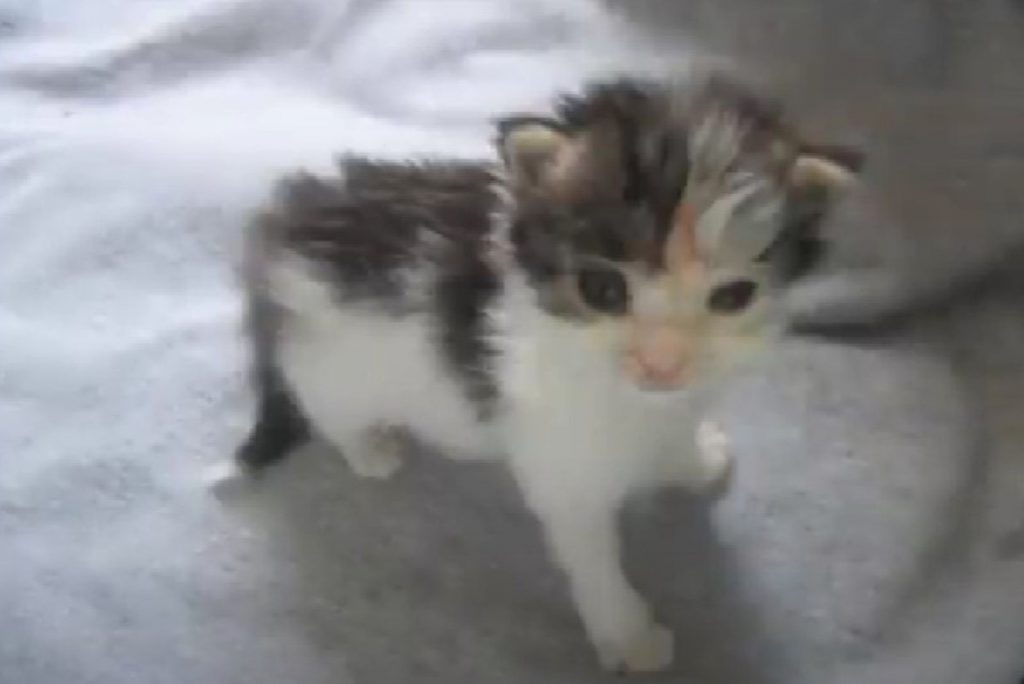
[496,327,701,469]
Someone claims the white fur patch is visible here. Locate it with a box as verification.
[271,257,494,462]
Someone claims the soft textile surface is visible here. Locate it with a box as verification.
[1,1,1022,683]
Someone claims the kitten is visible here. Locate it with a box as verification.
[232,75,856,673]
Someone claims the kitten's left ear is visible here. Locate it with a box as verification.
[495,115,623,201]
[788,143,865,193]
[495,116,571,190]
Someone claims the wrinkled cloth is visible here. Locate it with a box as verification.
[1,1,1021,683]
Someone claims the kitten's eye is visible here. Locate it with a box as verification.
[577,266,629,314]
[708,279,757,314]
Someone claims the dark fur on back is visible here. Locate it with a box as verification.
[262,160,497,310]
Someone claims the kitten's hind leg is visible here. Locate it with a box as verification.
[279,357,405,480]
[339,424,406,480]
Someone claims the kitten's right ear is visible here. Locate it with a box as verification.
[496,116,572,191]
[788,143,865,194]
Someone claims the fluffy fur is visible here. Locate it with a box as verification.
[232,75,857,673]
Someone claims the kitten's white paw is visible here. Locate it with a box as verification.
[696,419,733,496]
[345,426,405,480]
[596,622,675,674]
[203,461,250,498]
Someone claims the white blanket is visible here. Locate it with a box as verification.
[2,1,1021,682]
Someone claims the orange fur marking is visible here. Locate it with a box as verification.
[666,200,700,271]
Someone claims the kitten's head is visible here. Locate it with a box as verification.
[497,76,860,392]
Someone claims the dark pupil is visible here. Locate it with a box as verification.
[708,279,758,313]
[577,267,628,314]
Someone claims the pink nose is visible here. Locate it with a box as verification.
[625,326,689,388]
[627,352,684,387]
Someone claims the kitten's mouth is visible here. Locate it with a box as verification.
[626,376,690,398]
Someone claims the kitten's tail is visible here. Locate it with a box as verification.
[233,216,312,475]
[235,367,309,472]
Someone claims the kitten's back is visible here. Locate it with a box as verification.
[257,159,498,312]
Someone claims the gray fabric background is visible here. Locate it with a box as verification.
[2,1,1022,682]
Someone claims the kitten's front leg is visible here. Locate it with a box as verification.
[510,457,674,673]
